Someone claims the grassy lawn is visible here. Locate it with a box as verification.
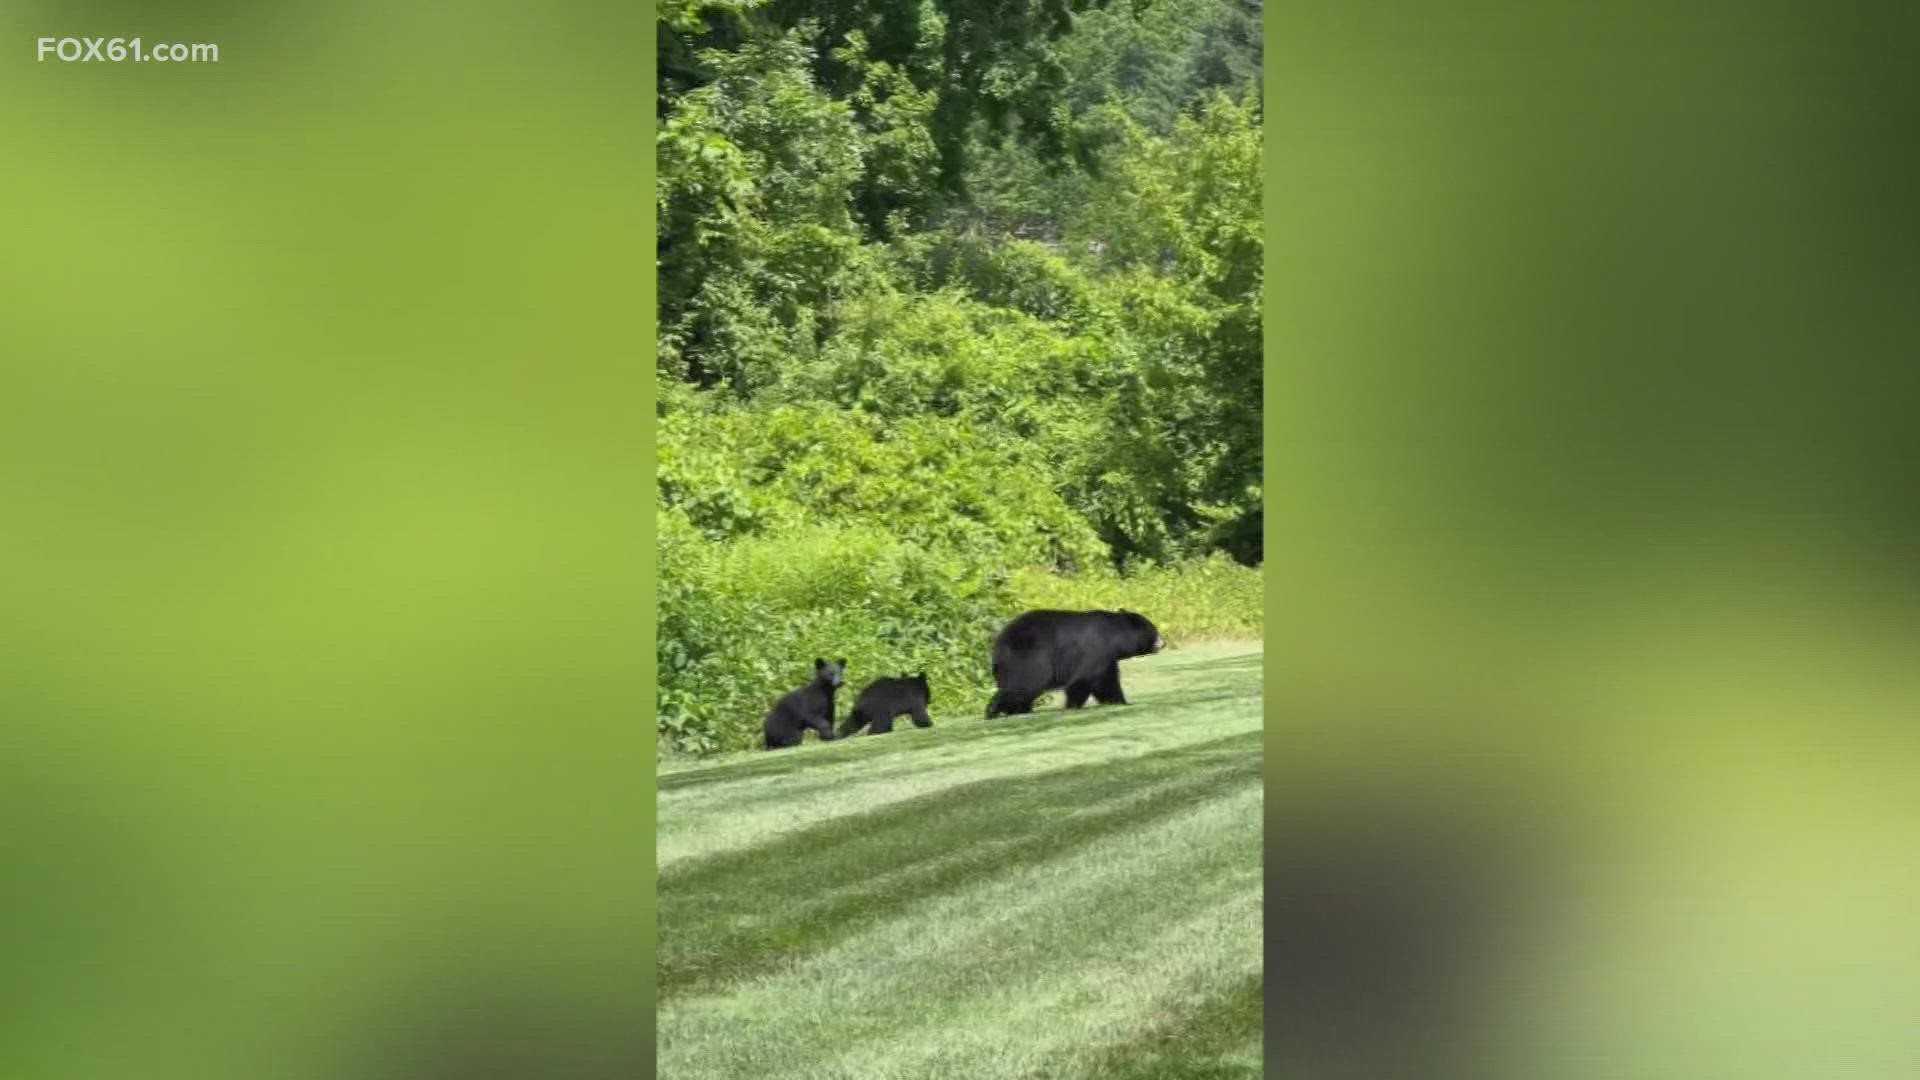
[656,641,1264,1080]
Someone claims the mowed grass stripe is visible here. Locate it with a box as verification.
[656,642,1263,1079]
[657,641,1263,869]
[659,730,1260,998]
[658,785,1262,1080]
[1060,970,1265,1080]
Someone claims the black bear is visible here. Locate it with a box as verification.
[984,609,1163,718]
[763,658,847,750]
[839,673,932,737]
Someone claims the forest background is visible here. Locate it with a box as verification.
[657,0,1264,753]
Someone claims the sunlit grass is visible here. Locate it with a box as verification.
[656,641,1264,1079]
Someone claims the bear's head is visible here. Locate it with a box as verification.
[909,671,931,702]
[813,658,847,688]
[1116,610,1165,657]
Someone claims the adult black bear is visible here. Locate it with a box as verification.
[985,610,1163,719]
[839,673,932,737]
[763,658,847,750]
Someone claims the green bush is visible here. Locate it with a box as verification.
[765,287,1230,566]
[1010,554,1263,644]
[903,236,1107,328]
[659,402,1106,571]
[657,510,1013,754]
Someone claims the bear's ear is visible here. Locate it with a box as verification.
[813,657,826,669]
[836,657,848,667]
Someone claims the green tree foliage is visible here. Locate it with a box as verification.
[658,403,1105,570]
[1076,92,1265,562]
[1059,0,1262,132]
[657,0,1261,751]
[661,0,1115,199]
[656,28,876,393]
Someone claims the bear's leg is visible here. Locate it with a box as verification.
[837,710,870,739]
[988,691,1038,716]
[1092,662,1127,705]
[909,705,932,728]
[764,706,798,749]
[869,713,895,735]
[807,713,839,741]
[1064,680,1093,709]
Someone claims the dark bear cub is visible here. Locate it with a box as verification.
[985,609,1163,719]
[763,658,847,750]
[839,673,932,737]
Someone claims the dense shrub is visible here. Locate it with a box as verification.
[657,510,1011,753]
[1011,554,1263,644]
[766,283,1249,566]
[658,402,1105,571]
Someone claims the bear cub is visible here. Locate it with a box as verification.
[763,658,847,750]
[839,673,932,737]
[985,609,1163,718]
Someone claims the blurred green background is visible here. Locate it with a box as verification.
[1269,3,1918,1077]
[0,3,651,1077]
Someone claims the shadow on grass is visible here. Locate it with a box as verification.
[657,707,1148,793]
[657,730,1263,1001]
[658,686,1256,795]
[1056,972,1264,1080]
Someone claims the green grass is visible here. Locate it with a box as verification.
[656,641,1264,1080]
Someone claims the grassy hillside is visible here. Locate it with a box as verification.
[656,641,1264,1079]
